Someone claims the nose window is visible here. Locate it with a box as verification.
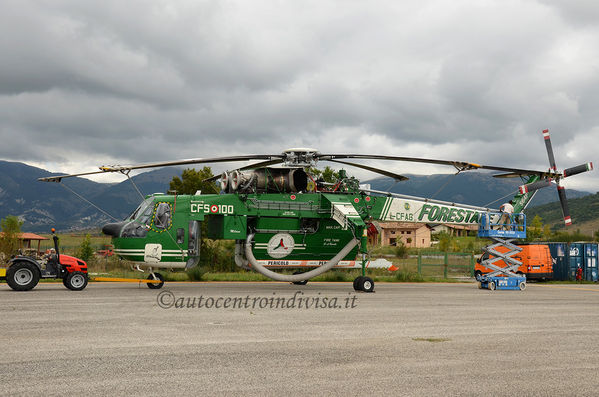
[153,202,172,230]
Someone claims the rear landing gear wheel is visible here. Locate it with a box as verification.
[292,271,308,285]
[147,272,165,289]
[353,276,364,291]
[360,276,375,293]
[64,271,88,291]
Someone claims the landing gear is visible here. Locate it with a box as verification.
[292,271,308,285]
[353,276,375,292]
[353,276,363,290]
[147,272,165,289]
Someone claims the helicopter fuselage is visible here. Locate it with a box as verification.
[101,187,517,271]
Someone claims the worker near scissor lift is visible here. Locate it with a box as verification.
[498,200,514,230]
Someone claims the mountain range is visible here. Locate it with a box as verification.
[0,161,179,231]
[0,160,591,232]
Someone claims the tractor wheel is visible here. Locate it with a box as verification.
[292,271,308,285]
[6,262,40,291]
[147,273,165,289]
[64,271,88,291]
[358,276,375,293]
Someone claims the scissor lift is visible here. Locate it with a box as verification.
[477,213,527,291]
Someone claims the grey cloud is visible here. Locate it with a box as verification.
[0,0,597,189]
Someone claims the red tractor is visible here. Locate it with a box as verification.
[3,229,88,291]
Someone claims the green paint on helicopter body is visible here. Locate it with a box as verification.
[512,175,540,213]
[110,176,539,268]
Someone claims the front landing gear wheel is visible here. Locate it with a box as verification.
[353,276,375,292]
[64,271,88,291]
[147,272,165,289]
[292,271,308,285]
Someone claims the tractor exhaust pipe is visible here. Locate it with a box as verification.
[51,228,60,263]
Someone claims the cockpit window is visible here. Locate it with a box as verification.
[153,202,172,230]
[127,198,153,221]
[139,204,154,225]
[120,198,155,238]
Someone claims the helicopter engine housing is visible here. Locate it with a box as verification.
[228,168,308,193]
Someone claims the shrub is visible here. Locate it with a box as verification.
[0,215,22,258]
[186,266,206,281]
[395,242,408,258]
[75,234,95,262]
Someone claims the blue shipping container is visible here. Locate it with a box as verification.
[548,243,569,281]
[584,243,598,282]
[569,243,584,280]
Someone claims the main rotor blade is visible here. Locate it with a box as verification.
[557,183,572,226]
[100,155,284,172]
[492,172,524,178]
[325,159,409,181]
[318,154,560,178]
[38,170,117,182]
[38,154,284,182]
[202,158,285,182]
[542,129,558,171]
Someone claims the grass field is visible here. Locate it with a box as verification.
[573,219,599,237]
[36,231,111,254]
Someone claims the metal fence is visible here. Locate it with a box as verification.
[417,252,475,278]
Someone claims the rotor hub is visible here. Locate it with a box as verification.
[282,148,320,167]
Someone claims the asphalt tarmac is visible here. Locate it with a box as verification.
[1,281,598,396]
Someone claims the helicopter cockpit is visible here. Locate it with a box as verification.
[102,197,155,238]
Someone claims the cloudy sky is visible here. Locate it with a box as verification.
[1,0,597,191]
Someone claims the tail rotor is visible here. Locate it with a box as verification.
[518,129,593,226]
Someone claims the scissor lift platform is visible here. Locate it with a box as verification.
[478,212,526,239]
[477,212,527,291]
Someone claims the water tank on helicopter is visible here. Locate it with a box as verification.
[224,167,308,193]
